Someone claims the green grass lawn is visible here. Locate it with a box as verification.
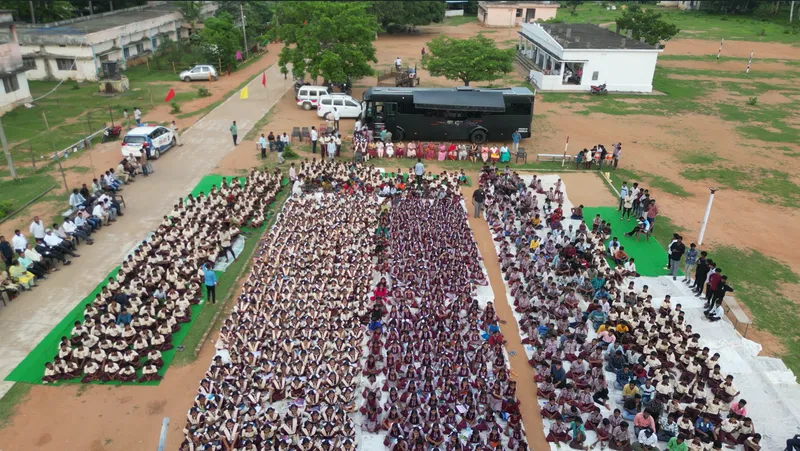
[557,2,800,43]
[443,14,477,26]
[0,383,31,430]
[0,172,59,218]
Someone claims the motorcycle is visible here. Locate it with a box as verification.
[101,125,123,143]
[590,83,608,95]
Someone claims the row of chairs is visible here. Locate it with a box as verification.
[291,125,338,143]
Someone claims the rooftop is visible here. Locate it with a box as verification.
[479,1,559,8]
[14,4,180,35]
[526,23,656,50]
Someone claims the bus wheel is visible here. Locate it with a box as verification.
[470,129,488,144]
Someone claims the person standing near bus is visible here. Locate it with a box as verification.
[512,129,522,154]
[414,159,425,186]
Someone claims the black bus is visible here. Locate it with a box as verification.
[361,86,534,144]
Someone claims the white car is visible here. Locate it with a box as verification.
[296,85,330,110]
[316,94,362,119]
[179,64,218,82]
[121,126,176,159]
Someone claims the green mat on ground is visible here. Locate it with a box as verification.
[582,206,675,278]
[5,175,286,386]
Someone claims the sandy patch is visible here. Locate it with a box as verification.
[664,39,800,60]
[659,58,795,73]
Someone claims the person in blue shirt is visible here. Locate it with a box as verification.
[116,308,132,325]
[618,181,629,211]
[203,262,217,304]
[511,129,521,154]
[550,361,568,389]
[259,134,268,160]
[694,414,715,443]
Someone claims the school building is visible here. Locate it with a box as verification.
[516,22,663,93]
[0,2,217,82]
[477,1,560,27]
[0,10,32,115]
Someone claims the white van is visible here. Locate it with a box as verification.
[121,125,176,159]
[296,85,330,110]
[316,94,363,119]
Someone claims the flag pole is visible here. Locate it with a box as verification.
[561,135,569,168]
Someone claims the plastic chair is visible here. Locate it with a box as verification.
[291,127,301,142]
[515,147,527,164]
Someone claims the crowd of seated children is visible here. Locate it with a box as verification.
[365,190,528,451]
[181,164,382,450]
[42,169,282,385]
[480,172,759,451]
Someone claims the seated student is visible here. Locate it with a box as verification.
[546,418,571,444]
[570,205,584,220]
[704,300,724,322]
[613,247,629,265]
[624,216,650,238]
[743,433,762,451]
[665,436,688,451]
[633,428,658,451]
[609,421,632,451]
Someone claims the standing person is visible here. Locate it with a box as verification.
[230,121,238,146]
[618,181,629,211]
[472,187,486,219]
[123,108,130,129]
[333,108,340,131]
[170,120,182,146]
[599,146,608,170]
[414,159,425,186]
[220,228,235,262]
[511,129,522,154]
[310,126,318,154]
[11,230,28,254]
[646,199,658,229]
[133,107,142,126]
[394,56,402,71]
[612,142,622,169]
[691,251,709,291]
[277,138,286,164]
[683,243,699,284]
[326,136,336,161]
[259,134,268,160]
[203,262,217,304]
[421,47,425,57]
[668,235,686,281]
[29,216,46,242]
[267,131,276,152]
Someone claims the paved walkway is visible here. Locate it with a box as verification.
[0,64,292,400]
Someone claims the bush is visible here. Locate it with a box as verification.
[283,145,300,160]
[170,102,182,114]
[0,200,14,220]
[746,97,758,106]
[197,86,212,98]
[758,29,766,36]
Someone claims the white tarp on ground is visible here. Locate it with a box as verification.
[486,174,800,451]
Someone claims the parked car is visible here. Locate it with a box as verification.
[316,94,363,119]
[296,85,330,110]
[179,65,218,82]
[121,126,176,159]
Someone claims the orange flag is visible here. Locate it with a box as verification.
[261,71,266,87]
[164,88,175,102]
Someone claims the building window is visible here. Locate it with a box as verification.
[136,43,145,54]
[56,58,76,71]
[23,57,37,70]
[123,47,130,58]
[152,37,158,49]
[592,71,599,81]
[516,8,523,17]
[99,54,109,62]
[2,75,20,93]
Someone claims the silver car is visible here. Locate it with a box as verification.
[179,64,218,82]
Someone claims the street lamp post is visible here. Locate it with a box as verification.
[697,188,717,246]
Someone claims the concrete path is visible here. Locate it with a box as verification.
[0,64,292,400]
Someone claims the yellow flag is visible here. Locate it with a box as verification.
[240,86,249,99]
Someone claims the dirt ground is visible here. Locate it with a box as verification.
[1,20,799,451]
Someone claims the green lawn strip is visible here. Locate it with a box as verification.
[659,54,800,64]
[443,14,477,26]
[0,173,59,216]
[678,152,722,165]
[0,383,32,430]
[704,246,800,375]
[681,166,800,208]
[558,2,800,43]
[173,186,290,367]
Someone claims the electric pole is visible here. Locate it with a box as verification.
[240,2,249,59]
[0,118,17,179]
[29,0,35,24]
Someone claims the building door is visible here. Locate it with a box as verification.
[526,9,536,22]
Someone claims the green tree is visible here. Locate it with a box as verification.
[371,1,445,30]
[196,12,241,70]
[562,0,582,15]
[615,5,680,46]
[272,2,379,83]
[177,0,203,32]
[215,1,273,41]
[421,34,514,86]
